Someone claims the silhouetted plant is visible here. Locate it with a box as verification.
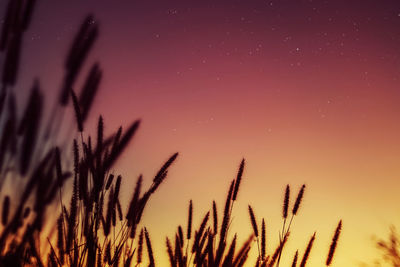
[376,227,400,267]
[0,1,178,266]
[165,164,343,267]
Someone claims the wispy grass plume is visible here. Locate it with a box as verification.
[300,232,316,267]
[326,220,342,266]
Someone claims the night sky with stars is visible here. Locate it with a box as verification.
[2,0,400,265]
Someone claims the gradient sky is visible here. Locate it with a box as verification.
[2,0,400,266]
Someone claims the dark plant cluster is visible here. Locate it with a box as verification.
[165,161,342,267]
[0,1,179,266]
[376,227,400,267]
[47,116,179,267]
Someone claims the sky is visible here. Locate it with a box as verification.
[2,0,400,266]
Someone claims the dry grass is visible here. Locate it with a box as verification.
[376,227,400,267]
[164,165,342,267]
